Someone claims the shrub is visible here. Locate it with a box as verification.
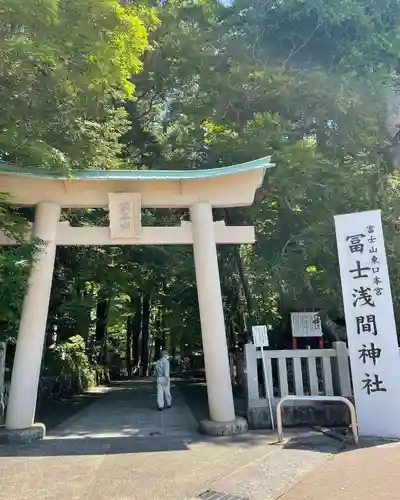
[51,335,97,391]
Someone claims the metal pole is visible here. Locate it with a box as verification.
[276,395,358,445]
[260,348,275,431]
[276,398,283,443]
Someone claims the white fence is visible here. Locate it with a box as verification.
[245,341,352,408]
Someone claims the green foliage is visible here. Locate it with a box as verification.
[0,0,157,171]
[121,0,400,335]
[230,0,400,80]
[0,0,155,340]
[3,0,400,361]
[0,246,34,340]
[0,200,37,340]
[49,335,100,390]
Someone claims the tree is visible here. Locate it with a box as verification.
[0,200,36,340]
[122,0,400,340]
[0,0,157,171]
[0,0,156,339]
[4,0,400,370]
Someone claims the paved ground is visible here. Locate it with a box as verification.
[35,386,109,432]
[176,376,247,423]
[280,439,400,500]
[0,379,344,500]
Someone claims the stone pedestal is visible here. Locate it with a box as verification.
[247,401,350,430]
[0,423,46,444]
[199,417,248,437]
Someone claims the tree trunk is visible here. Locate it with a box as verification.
[126,317,132,377]
[154,336,162,361]
[230,262,248,340]
[95,295,110,365]
[232,245,256,317]
[162,331,166,350]
[75,286,92,342]
[320,311,347,342]
[223,209,255,328]
[95,297,110,342]
[153,307,163,362]
[140,293,151,377]
[217,247,236,350]
[82,290,92,341]
[131,295,142,372]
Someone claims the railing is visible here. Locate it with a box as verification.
[245,341,352,407]
[265,348,336,397]
[276,395,359,445]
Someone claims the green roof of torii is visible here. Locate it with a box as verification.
[0,157,273,181]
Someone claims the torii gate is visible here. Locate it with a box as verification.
[0,157,272,441]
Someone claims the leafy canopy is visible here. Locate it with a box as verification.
[0,0,157,171]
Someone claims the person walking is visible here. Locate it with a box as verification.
[155,350,172,410]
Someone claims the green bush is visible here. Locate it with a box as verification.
[46,335,100,391]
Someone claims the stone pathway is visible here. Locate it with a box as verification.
[50,379,198,440]
[0,379,344,500]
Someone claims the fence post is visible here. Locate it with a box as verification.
[244,343,259,407]
[333,341,352,398]
[0,342,6,425]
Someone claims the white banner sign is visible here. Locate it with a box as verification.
[108,193,141,239]
[291,312,322,338]
[335,209,400,437]
[252,325,269,347]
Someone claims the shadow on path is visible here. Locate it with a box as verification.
[174,375,209,423]
[1,378,313,459]
[174,373,247,423]
[0,430,294,458]
[35,389,107,432]
[0,435,193,457]
[0,378,350,460]
[0,380,352,500]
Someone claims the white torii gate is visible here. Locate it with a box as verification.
[0,157,272,441]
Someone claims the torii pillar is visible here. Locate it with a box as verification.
[190,202,236,425]
[5,203,60,437]
[0,157,272,442]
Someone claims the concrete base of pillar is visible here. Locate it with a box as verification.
[0,423,46,445]
[199,417,248,436]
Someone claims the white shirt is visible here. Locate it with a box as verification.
[155,357,170,378]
